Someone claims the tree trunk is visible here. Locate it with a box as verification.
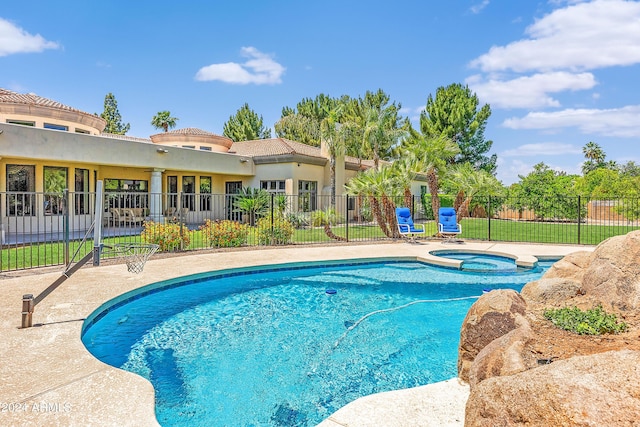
[330,157,336,207]
[404,187,413,210]
[454,190,465,213]
[457,197,471,221]
[382,195,400,238]
[324,224,347,241]
[369,195,391,237]
[428,170,440,219]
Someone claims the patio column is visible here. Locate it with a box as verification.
[150,169,164,222]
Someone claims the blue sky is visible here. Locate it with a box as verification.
[1,0,639,184]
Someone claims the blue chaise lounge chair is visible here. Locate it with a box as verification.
[438,207,462,243]
[396,207,425,242]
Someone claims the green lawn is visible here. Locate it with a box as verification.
[2,219,637,271]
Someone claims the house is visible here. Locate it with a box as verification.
[0,88,427,235]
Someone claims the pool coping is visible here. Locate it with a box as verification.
[0,241,593,427]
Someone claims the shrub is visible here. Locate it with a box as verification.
[310,208,344,227]
[199,219,248,248]
[256,215,295,245]
[286,211,310,229]
[543,305,628,335]
[141,220,191,251]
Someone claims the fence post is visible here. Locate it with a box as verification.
[577,195,581,245]
[271,193,275,245]
[487,196,491,241]
[178,191,184,251]
[64,189,70,266]
[345,195,349,242]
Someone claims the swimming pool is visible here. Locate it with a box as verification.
[82,259,554,427]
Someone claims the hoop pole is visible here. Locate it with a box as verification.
[93,180,104,266]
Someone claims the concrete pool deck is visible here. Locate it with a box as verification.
[0,241,593,427]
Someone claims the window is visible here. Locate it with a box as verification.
[74,168,90,214]
[183,145,196,149]
[6,119,35,126]
[43,166,68,215]
[44,123,68,131]
[298,180,317,212]
[200,146,212,151]
[167,176,178,209]
[200,176,212,211]
[260,180,285,194]
[104,178,149,210]
[182,176,196,211]
[75,128,90,134]
[6,164,35,216]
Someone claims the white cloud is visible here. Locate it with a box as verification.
[495,158,535,184]
[0,17,59,56]
[467,71,596,109]
[195,47,285,85]
[503,105,640,137]
[496,157,582,184]
[469,0,640,73]
[470,0,490,14]
[500,142,582,157]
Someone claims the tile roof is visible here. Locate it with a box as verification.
[100,133,152,143]
[0,88,94,115]
[230,138,325,159]
[154,127,224,137]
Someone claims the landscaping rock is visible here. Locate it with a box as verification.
[468,319,533,388]
[520,277,584,308]
[458,289,527,382]
[465,350,640,427]
[541,250,592,282]
[581,231,640,310]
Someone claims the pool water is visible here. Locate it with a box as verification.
[82,260,554,427]
[432,252,522,272]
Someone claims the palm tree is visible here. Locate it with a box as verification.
[390,155,423,209]
[583,141,605,163]
[446,163,504,220]
[151,111,179,133]
[345,165,402,238]
[401,132,460,219]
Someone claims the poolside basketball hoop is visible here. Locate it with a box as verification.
[113,243,159,274]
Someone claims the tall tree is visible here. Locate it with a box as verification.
[275,94,343,146]
[421,83,496,173]
[98,93,130,135]
[151,111,178,133]
[343,89,409,169]
[223,103,272,142]
[581,141,616,174]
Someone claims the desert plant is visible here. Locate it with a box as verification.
[256,215,295,245]
[199,219,248,248]
[234,187,269,226]
[141,220,191,251]
[544,305,628,335]
[286,211,310,229]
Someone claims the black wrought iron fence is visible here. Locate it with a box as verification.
[1,191,639,272]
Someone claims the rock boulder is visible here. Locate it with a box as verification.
[458,289,527,382]
[465,350,640,427]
